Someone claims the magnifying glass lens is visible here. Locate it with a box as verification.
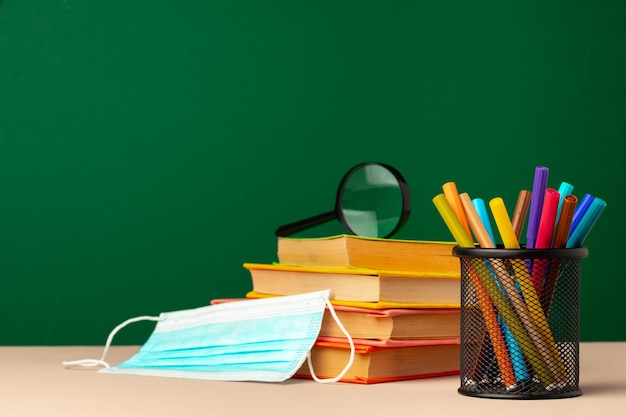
[275,162,410,238]
[339,164,407,238]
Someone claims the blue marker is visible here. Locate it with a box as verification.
[569,193,594,237]
[567,197,607,248]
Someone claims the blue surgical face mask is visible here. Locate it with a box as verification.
[63,290,354,383]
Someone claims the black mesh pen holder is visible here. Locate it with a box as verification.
[453,246,588,399]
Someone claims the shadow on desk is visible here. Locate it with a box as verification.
[580,381,626,396]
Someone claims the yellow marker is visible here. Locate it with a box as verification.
[489,197,567,385]
[489,197,521,248]
[432,194,474,248]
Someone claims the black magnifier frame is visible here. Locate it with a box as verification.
[275,162,411,239]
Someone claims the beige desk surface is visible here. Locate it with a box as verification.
[1,343,625,417]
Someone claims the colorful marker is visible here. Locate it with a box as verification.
[541,195,578,315]
[472,198,496,243]
[555,181,574,226]
[531,188,560,298]
[512,190,532,240]
[489,197,567,386]
[567,197,607,248]
[553,195,578,249]
[442,182,472,239]
[526,166,549,249]
[569,193,594,238]
[432,194,474,248]
[432,194,517,389]
[463,193,560,387]
[473,196,529,382]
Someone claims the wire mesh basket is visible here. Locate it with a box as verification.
[454,246,588,399]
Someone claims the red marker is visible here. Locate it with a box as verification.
[530,188,560,298]
[535,188,560,249]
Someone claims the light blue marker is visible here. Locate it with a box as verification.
[472,198,496,243]
[555,181,574,226]
[567,197,607,248]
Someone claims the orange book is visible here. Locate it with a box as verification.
[295,336,460,384]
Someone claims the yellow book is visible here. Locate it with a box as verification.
[243,263,460,307]
[277,234,458,274]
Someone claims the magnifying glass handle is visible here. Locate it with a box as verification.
[275,210,336,237]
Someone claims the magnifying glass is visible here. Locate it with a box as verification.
[275,162,411,238]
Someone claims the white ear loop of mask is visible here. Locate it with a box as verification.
[306,298,355,384]
[61,315,159,369]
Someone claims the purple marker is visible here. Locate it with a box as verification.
[525,166,549,249]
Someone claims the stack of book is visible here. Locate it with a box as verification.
[243,234,463,384]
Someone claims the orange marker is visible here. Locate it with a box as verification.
[552,195,578,249]
[511,190,531,240]
[442,182,472,240]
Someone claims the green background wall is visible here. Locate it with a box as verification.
[1,1,624,345]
